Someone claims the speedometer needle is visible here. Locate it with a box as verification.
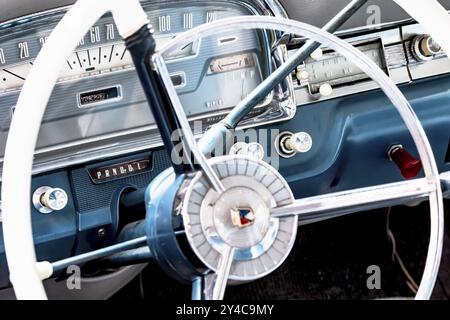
[2,69,25,81]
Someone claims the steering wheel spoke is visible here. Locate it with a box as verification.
[203,246,236,300]
[271,178,435,225]
[151,54,225,194]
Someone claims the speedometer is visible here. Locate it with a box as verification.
[0,41,134,90]
[0,37,202,92]
[0,20,203,93]
[0,1,276,117]
[0,1,276,116]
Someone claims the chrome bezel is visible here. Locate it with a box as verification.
[411,34,435,62]
[76,84,123,109]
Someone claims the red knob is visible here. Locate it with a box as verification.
[389,145,422,179]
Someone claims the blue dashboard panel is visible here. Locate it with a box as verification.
[273,75,450,198]
[0,171,77,288]
[0,150,172,288]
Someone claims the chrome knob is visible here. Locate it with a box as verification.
[33,186,68,214]
[275,131,314,158]
[246,142,265,161]
[229,142,264,161]
[412,34,442,61]
[285,132,313,154]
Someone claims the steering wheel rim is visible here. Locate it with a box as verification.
[153,16,444,300]
[1,0,150,300]
[1,0,445,300]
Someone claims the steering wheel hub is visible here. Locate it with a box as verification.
[211,186,269,247]
[182,155,298,281]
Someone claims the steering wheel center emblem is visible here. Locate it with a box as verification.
[230,207,255,228]
[182,155,298,281]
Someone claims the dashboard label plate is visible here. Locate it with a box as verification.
[88,156,152,184]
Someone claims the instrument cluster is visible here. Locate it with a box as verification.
[0,0,294,175]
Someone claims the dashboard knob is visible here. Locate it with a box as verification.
[319,83,333,97]
[388,145,422,179]
[296,70,309,81]
[411,34,442,61]
[229,142,264,161]
[310,48,323,60]
[33,186,68,214]
[229,142,249,156]
[285,132,313,154]
[246,142,265,161]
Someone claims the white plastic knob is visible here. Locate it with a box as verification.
[296,70,309,81]
[310,48,323,60]
[229,142,264,161]
[319,83,333,97]
[246,142,265,161]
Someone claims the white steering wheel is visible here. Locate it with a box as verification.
[1,0,449,299]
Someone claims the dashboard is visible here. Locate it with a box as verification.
[0,0,293,176]
[0,0,449,299]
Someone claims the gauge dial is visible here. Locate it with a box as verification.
[0,7,216,94]
[208,52,255,74]
[0,35,201,93]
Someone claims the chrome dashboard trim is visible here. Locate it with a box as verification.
[402,24,450,80]
[292,27,410,107]
[291,19,450,108]
[288,9,450,43]
[76,84,123,109]
[262,0,289,19]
